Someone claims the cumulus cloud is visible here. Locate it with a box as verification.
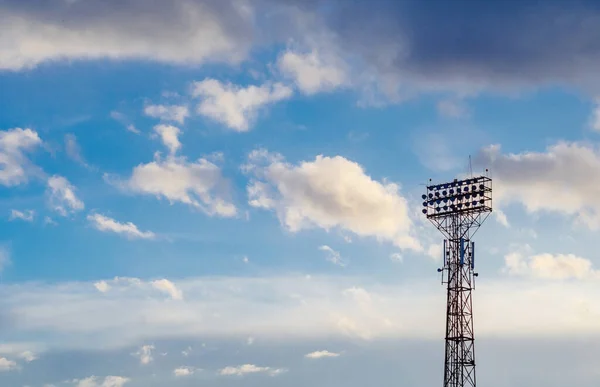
[111,153,236,217]
[0,357,17,372]
[0,0,254,71]
[18,350,37,362]
[151,279,183,301]
[152,124,182,156]
[243,149,420,250]
[46,175,84,216]
[9,209,35,222]
[277,49,348,94]
[94,281,110,293]
[218,364,285,377]
[0,128,42,186]
[319,245,345,267]
[132,345,154,365]
[305,350,340,359]
[475,142,600,229]
[144,105,189,124]
[504,248,600,280]
[87,213,156,240]
[73,375,129,387]
[191,79,293,131]
[173,367,195,377]
[92,276,182,301]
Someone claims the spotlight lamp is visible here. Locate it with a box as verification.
[422,176,492,219]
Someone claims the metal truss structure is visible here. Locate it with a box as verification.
[422,173,492,387]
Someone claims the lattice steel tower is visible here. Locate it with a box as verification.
[422,172,492,387]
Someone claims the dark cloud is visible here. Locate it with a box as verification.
[316,0,600,91]
[4,0,600,95]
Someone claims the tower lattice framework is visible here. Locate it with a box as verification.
[422,174,492,387]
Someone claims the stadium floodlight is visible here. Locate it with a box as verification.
[421,170,492,387]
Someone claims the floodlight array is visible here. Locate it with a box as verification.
[422,176,492,219]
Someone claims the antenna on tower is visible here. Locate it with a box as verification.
[468,155,473,178]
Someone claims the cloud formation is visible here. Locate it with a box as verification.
[46,175,85,216]
[152,124,182,156]
[192,79,293,131]
[305,350,340,359]
[218,364,285,377]
[0,128,42,186]
[144,105,189,124]
[73,375,129,387]
[132,345,154,365]
[87,214,156,240]
[244,149,420,250]
[475,142,600,228]
[173,367,195,377]
[113,153,236,217]
[505,247,600,280]
[9,209,35,222]
[0,0,255,71]
[277,49,348,94]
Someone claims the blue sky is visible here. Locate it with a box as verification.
[2,1,600,386]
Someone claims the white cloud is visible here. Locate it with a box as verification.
[475,142,600,229]
[277,49,348,94]
[0,357,17,372]
[144,105,189,124]
[218,364,285,377]
[173,367,194,377]
[64,133,90,169]
[151,279,183,300]
[246,337,255,345]
[92,277,182,300]
[112,153,236,217]
[74,376,129,387]
[243,149,420,251]
[87,213,156,240]
[0,128,42,186]
[94,281,110,293]
[152,124,182,156]
[305,350,340,359]
[132,345,154,365]
[47,175,84,216]
[9,209,35,222]
[504,248,600,280]
[242,256,249,264]
[319,245,345,267]
[7,274,600,351]
[18,351,37,362]
[0,1,254,71]
[191,79,293,132]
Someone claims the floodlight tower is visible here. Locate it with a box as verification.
[421,172,492,387]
